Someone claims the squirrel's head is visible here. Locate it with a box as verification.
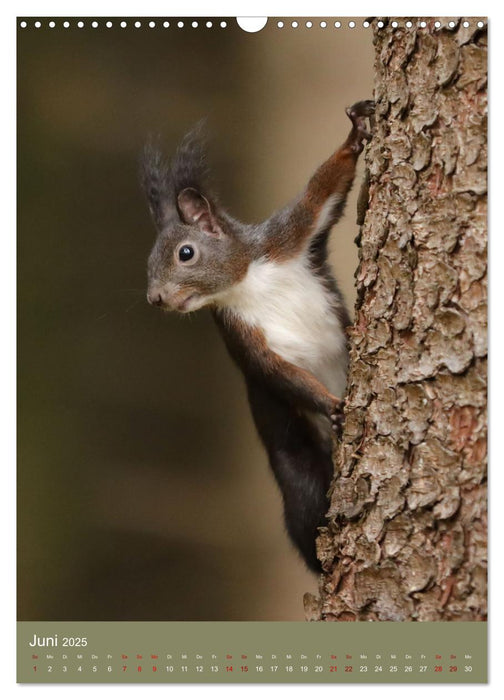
[141,128,248,313]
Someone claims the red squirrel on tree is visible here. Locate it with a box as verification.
[142,100,374,572]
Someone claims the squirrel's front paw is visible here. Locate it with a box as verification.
[345,100,375,153]
[328,397,345,438]
[349,99,375,119]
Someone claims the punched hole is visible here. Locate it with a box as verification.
[237,17,267,32]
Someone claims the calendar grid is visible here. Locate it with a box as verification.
[17,621,487,683]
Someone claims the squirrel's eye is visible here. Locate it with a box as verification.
[179,245,195,262]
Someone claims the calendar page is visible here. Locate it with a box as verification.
[17,15,487,684]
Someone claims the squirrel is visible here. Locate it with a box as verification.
[141,100,374,572]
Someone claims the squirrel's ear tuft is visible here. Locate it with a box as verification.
[170,120,209,194]
[140,142,176,231]
[177,187,223,238]
[141,121,218,234]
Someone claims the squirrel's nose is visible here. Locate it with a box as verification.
[147,289,165,306]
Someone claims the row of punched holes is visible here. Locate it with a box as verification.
[19,19,486,30]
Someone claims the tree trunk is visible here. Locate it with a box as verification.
[306,18,487,622]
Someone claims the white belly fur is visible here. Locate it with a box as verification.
[215,257,348,399]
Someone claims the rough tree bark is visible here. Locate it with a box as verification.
[306,18,487,622]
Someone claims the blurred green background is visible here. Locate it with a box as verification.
[17,18,373,621]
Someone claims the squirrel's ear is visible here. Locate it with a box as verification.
[177,187,223,238]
